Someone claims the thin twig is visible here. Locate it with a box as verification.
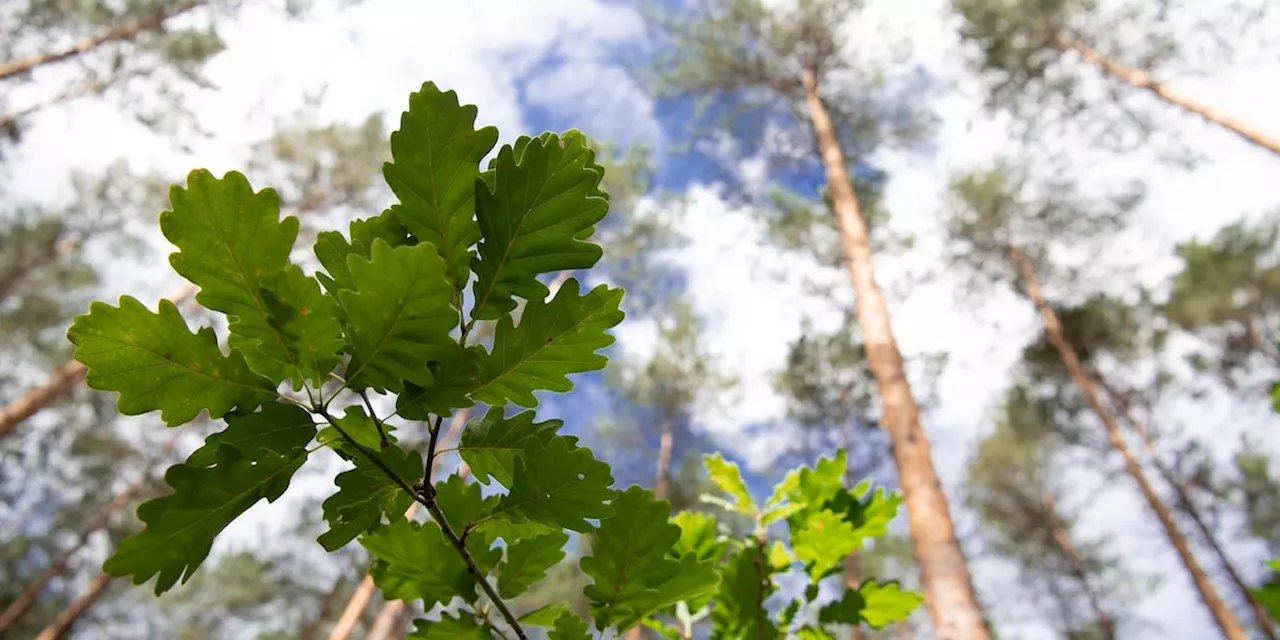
[358,390,390,449]
[421,415,444,493]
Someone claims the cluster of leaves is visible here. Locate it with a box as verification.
[64,81,918,638]
[640,451,921,639]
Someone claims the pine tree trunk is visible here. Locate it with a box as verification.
[32,573,112,640]
[1008,244,1247,640]
[298,576,347,640]
[800,67,990,640]
[366,600,409,640]
[326,572,377,640]
[654,407,675,501]
[0,473,147,633]
[1039,491,1117,640]
[0,1,210,82]
[1054,35,1280,158]
[1100,382,1278,640]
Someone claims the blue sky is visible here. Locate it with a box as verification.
[8,0,1280,637]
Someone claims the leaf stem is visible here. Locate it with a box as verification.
[422,414,443,490]
[422,496,529,640]
[314,407,416,497]
[358,390,390,449]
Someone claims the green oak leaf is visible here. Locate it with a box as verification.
[792,510,861,583]
[359,518,475,607]
[794,627,836,640]
[519,605,571,627]
[499,531,569,598]
[259,264,345,389]
[767,450,846,516]
[186,402,316,468]
[433,475,503,574]
[159,169,300,383]
[408,612,487,640]
[470,130,608,320]
[384,81,497,290]
[670,511,727,564]
[549,612,592,640]
[490,435,614,533]
[582,487,717,631]
[66,296,275,426]
[103,443,307,595]
[827,485,903,543]
[710,545,779,640]
[457,407,563,486]
[318,443,421,551]
[818,580,923,628]
[473,280,624,407]
[396,345,485,420]
[316,406,392,452]
[704,453,755,515]
[1254,560,1280,621]
[339,240,457,392]
[314,212,417,294]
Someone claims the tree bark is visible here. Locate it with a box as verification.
[0,283,195,442]
[0,1,209,82]
[366,599,409,640]
[800,67,990,640]
[1101,382,1278,640]
[1054,35,1280,158]
[1009,244,1247,640]
[32,573,112,640]
[1039,491,1117,640]
[0,474,146,633]
[298,575,347,640]
[654,407,675,501]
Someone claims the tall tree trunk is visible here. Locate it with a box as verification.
[654,406,676,501]
[1039,491,1117,640]
[298,575,347,640]
[1054,35,1280,158]
[1100,382,1278,640]
[32,573,112,640]
[0,473,148,633]
[366,600,409,640]
[800,67,990,640]
[1008,244,1247,640]
[0,1,209,82]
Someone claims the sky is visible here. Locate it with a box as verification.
[7,0,1280,638]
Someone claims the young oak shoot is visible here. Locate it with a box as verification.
[66,81,920,639]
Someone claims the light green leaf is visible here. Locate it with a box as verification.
[670,511,726,564]
[710,545,778,640]
[519,605,570,627]
[473,280,624,407]
[582,487,717,631]
[159,169,300,383]
[470,130,608,320]
[67,296,275,426]
[704,453,755,515]
[186,402,316,468]
[359,518,474,607]
[794,627,836,640]
[792,510,860,583]
[339,240,458,392]
[259,264,345,389]
[103,444,307,595]
[491,435,614,533]
[818,580,923,629]
[408,612,487,640]
[316,406,391,452]
[499,531,569,598]
[1255,561,1280,622]
[396,345,484,420]
[457,407,563,487]
[767,540,793,572]
[318,443,421,551]
[384,81,498,290]
[548,611,592,640]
